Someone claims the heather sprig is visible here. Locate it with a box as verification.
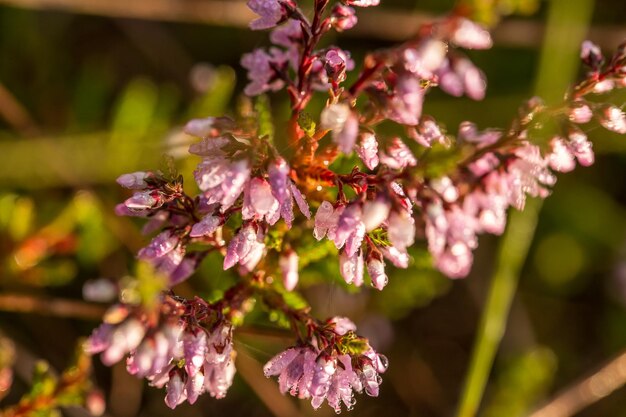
[86,0,626,412]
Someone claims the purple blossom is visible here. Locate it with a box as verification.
[387,210,415,251]
[331,4,357,31]
[223,223,266,272]
[280,250,299,291]
[347,0,380,6]
[247,0,288,30]
[334,204,366,256]
[386,74,424,126]
[450,18,493,50]
[190,214,221,237]
[403,40,447,79]
[339,250,364,286]
[367,256,388,290]
[379,137,417,169]
[314,201,344,242]
[321,103,359,153]
[361,198,390,232]
[580,40,604,69]
[568,102,593,124]
[356,132,380,170]
[117,172,150,189]
[194,157,251,211]
[240,48,290,96]
[599,106,626,134]
[242,177,280,225]
[438,57,486,100]
[270,19,302,47]
[408,116,448,148]
[268,158,311,226]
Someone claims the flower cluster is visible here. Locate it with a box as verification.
[263,317,387,413]
[88,0,626,413]
[86,295,237,408]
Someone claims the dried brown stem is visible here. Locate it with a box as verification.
[530,349,626,417]
[0,293,106,320]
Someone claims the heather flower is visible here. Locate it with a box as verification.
[450,18,493,50]
[190,214,221,237]
[314,201,344,241]
[361,197,390,232]
[346,0,380,6]
[568,102,593,124]
[195,158,251,211]
[321,103,360,153]
[458,121,501,146]
[241,48,291,96]
[331,4,357,31]
[268,157,311,226]
[356,132,379,170]
[242,177,280,225]
[599,106,626,134]
[224,223,266,272]
[334,204,366,256]
[270,19,303,47]
[339,250,364,286]
[280,250,299,291]
[117,171,150,189]
[387,210,416,251]
[403,40,447,79]
[438,57,486,100]
[430,176,459,203]
[379,137,417,169]
[386,74,424,126]
[247,0,290,30]
[408,116,448,148]
[367,256,388,290]
[580,40,604,69]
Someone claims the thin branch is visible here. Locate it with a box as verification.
[0,293,107,320]
[529,349,626,417]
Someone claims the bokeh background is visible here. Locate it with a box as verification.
[0,0,626,416]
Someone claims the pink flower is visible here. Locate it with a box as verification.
[268,158,311,227]
[241,48,290,95]
[247,0,289,30]
[223,223,266,272]
[379,137,417,169]
[347,0,380,6]
[403,40,447,79]
[599,106,626,134]
[321,103,359,153]
[568,102,593,124]
[331,4,357,31]
[270,19,302,47]
[242,177,280,225]
[334,204,366,256]
[580,40,604,69]
[408,116,448,148]
[117,171,150,189]
[190,214,221,237]
[280,250,299,291]
[387,210,415,251]
[339,250,364,286]
[450,18,493,50]
[356,132,379,170]
[458,121,501,146]
[386,74,424,126]
[547,137,576,173]
[361,197,390,232]
[438,57,486,100]
[314,201,344,242]
[194,157,251,211]
[367,255,388,290]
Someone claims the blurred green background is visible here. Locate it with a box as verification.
[0,0,626,416]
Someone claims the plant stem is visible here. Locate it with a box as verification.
[455,197,542,417]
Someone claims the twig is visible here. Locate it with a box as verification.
[529,349,626,417]
[0,293,106,320]
[0,83,39,137]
